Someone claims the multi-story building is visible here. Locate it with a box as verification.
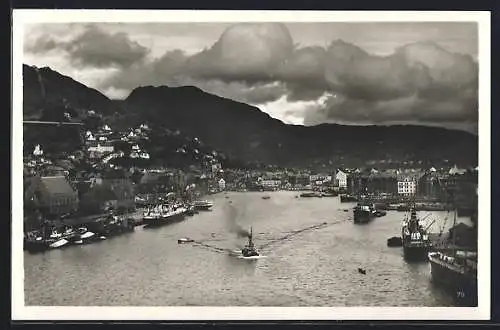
[396,173,420,197]
[335,170,348,190]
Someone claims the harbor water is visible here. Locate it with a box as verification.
[24,191,473,306]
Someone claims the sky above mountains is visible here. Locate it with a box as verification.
[23,22,478,133]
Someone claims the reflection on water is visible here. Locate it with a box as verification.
[24,191,471,306]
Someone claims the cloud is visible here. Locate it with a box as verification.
[186,23,294,82]
[24,23,478,132]
[25,25,150,69]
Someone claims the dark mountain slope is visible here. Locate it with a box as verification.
[22,64,478,167]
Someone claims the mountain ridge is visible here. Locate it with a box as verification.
[22,64,478,168]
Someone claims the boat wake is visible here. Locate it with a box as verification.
[184,219,348,257]
[237,255,267,260]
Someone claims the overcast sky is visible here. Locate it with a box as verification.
[23,22,478,133]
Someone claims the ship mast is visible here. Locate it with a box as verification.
[248,227,254,247]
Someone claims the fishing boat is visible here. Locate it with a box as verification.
[401,205,432,260]
[428,207,477,305]
[241,227,260,258]
[353,202,376,224]
[192,200,214,211]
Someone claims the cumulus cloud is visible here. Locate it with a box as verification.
[25,25,149,68]
[24,22,478,132]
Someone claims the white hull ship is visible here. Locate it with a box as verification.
[143,204,187,227]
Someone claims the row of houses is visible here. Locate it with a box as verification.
[338,166,477,198]
[84,123,151,160]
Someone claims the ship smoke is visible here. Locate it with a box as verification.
[225,202,250,238]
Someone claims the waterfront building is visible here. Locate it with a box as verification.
[335,170,348,190]
[24,175,79,216]
[396,171,422,197]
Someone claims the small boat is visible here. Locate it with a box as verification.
[178,237,194,244]
[79,226,96,239]
[340,194,358,203]
[49,238,69,249]
[300,192,322,198]
[262,196,271,200]
[193,200,214,211]
[387,236,403,247]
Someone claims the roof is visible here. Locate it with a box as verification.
[24,176,41,199]
[40,176,76,195]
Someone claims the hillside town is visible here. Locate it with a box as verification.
[23,116,479,234]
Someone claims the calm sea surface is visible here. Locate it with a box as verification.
[24,191,473,306]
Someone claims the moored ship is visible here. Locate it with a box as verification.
[428,207,478,306]
[353,201,376,224]
[142,204,187,227]
[192,200,214,211]
[340,194,358,203]
[401,206,432,260]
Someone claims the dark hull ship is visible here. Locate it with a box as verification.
[87,214,135,237]
[428,207,478,306]
[241,227,259,258]
[340,194,358,203]
[353,202,376,224]
[401,206,432,261]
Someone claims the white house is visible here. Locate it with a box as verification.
[88,143,114,159]
[33,144,43,157]
[218,178,226,191]
[132,144,140,151]
[98,136,108,142]
[140,152,150,159]
[140,123,149,130]
[336,170,348,189]
[103,124,111,132]
[130,151,139,159]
